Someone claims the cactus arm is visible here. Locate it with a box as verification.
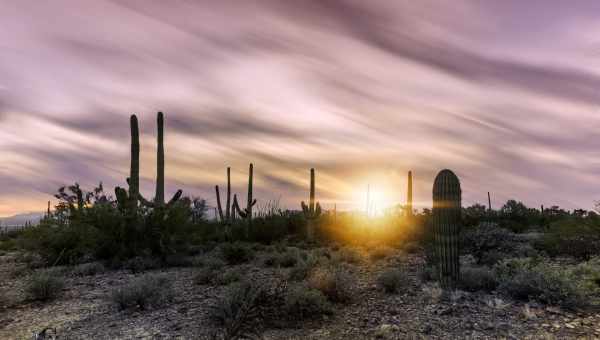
[301,201,309,215]
[215,185,224,221]
[315,202,322,217]
[167,190,182,207]
[138,193,155,208]
[233,194,247,218]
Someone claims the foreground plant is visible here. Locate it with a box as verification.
[432,169,462,289]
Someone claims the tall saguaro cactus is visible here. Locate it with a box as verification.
[115,114,141,216]
[407,170,413,217]
[138,112,182,208]
[301,168,321,240]
[432,169,462,289]
[233,163,256,220]
[215,167,232,224]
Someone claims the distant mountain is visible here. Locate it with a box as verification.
[0,212,44,226]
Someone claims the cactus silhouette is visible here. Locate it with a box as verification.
[407,170,413,217]
[233,163,257,221]
[138,112,183,208]
[215,167,233,224]
[301,168,321,240]
[115,113,182,215]
[115,115,140,216]
[432,169,462,289]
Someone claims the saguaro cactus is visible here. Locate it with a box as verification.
[215,167,233,224]
[138,112,183,208]
[301,168,321,240]
[115,114,140,216]
[407,170,413,217]
[233,163,257,220]
[432,169,462,289]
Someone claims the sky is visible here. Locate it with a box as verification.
[1,1,600,217]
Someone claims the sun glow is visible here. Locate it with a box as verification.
[351,184,396,217]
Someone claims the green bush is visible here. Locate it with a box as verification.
[283,284,332,319]
[459,266,498,292]
[377,268,410,294]
[220,242,255,265]
[461,225,517,264]
[111,274,173,310]
[534,218,600,260]
[26,271,65,302]
[288,254,321,281]
[494,258,587,309]
[209,280,267,340]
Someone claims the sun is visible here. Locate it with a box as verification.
[351,184,395,217]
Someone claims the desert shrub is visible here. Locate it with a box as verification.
[214,268,244,286]
[283,284,332,319]
[288,253,321,281]
[71,262,105,277]
[335,247,361,264]
[26,271,65,302]
[194,268,215,285]
[203,257,227,270]
[377,268,410,294]
[534,218,600,260]
[403,242,420,254]
[307,266,353,303]
[370,246,393,261]
[313,247,332,259]
[209,280,268,340]
[461,225,517,264]
[459,266,498,292]
[220,242,254,265]
[111,274,173,310]
[123,257,162,273]
[279,249,299,268]
[418,265,437,282]
[263,254,280,267]
[494,258,586,309]
[164,254,194,267]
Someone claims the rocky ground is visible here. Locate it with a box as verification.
[1,247,600,340]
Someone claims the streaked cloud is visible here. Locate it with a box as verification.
[1,0,599,216]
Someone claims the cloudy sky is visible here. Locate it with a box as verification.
[1,1,599,216]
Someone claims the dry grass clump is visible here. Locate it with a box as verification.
[307,266,353,303]
[26,270,65,302]
[111,274,173,310]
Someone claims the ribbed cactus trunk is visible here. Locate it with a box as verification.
[226,167,231,221]
[156,112,165,204]
[407,170,413,217]
[129,114,140,216]
[432,169,461,289]
[247,163,253,220]
[301,168,321,241]
[307,168,316,240]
